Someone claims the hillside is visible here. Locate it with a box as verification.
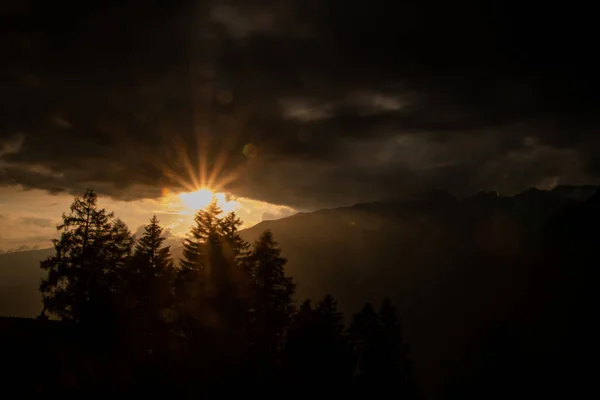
[239,185,597,397]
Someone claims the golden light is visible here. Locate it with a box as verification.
[179,188,214,210]
[215,192,241,213]
[177,188,241,215]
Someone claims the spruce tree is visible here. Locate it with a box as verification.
[104,218,135,290]
[218,211,252,321]
[39,189,126,322]
[348,302,380,382]
[127,216,175,361]
[378,296,414,395]
[285,295,353,385]
[348,298,415,395]
[129,216,175,316]
[316,294,345,333]
[176,200,251,382]
[179,199,222,272]
[133,215,174,276]
[220,211,250,261]
[246,230,296,374]
[284,299,316,380]
[176,199,223,329]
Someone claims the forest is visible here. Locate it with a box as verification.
[11,189,417,396]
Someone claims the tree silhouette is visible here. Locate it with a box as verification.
[175,200,222,330]
[246,230,296,378]
[132,216,174,273]
[348,298,415,395]
[377,296,415,395]
[104,218,135,292]
[285,295,353,386]
[219,211,250,262]
[126,216,176,360]
[39,189,128,323]
[348,302,378,374]
[179,199,223,272]
[315,294,353,380]
[175,201,252,384]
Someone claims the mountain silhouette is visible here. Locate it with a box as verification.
[239,185,598,397]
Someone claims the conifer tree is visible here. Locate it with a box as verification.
[129,216,174,315]
[220,211,250,261]
[127,216,175,360]
[176,200,251,381]
[246,230,296,373]
[179,199,223,272]
[218,211,252,320]
[39,189,128,322]
[378,296,414,394]
[176,199,223,328]
[285,295,353,385]
[104,218,135,290]
[133,215,174,275]
[284,299,316,379]
[316,294,345,334]
[348,302,381,381]
[348,298,415,395]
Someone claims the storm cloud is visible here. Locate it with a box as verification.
[2,0,599,209]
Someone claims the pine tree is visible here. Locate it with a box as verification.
[219,211,250,262]
[284,299,316,380]
[179,199,223,272]
[39,189,126,322]
[176,201,252,383]
[127,216,175,363]
[218,211,252,319]
[133,215,174,275]
[104,218,135,290]
[348,302,381,381]
[246,230,296,374]
[378,296,414,394]
[285,295,353,385]
[129,216,175,315]
[316,294,345,333]
[176,199,223,329]
[348,298,415,395]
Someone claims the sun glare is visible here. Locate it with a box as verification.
[177,188,241,214]
[179,188,214,210]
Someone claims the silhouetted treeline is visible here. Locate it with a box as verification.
[24,190,417,395]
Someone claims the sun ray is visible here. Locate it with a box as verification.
[176,138,201,190]
[160,162,194,192]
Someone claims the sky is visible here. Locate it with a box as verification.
[2,0,599,251]
[0,186,295,252]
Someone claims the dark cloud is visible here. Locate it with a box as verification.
[2,0,600,209]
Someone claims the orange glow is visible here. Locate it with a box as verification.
[179,188,214,210]
[177,188,240,214]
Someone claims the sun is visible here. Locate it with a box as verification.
[179,188,214,210]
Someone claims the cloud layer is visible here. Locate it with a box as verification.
[2,0,600,208]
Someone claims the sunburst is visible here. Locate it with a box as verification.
[179,188,214,210]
